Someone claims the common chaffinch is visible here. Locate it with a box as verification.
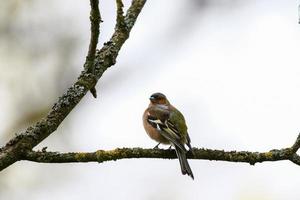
[143,92,194,179]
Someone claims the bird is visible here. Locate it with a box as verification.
[143,92,194,179]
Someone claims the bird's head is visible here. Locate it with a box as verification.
[149,92,170,105]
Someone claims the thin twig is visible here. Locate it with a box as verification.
[291,133,300,153]
[85,0,102,98]
[116,0,126,31]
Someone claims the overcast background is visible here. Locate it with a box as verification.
[1,0,300,199]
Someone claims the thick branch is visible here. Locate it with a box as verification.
[23,133,300,167]
[0,0,147,172]
[23,147,294,166]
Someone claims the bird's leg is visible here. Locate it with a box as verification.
[187,144,195,155]
[153,143,161,149]
[187,143,193,151]
[153,143,160,149]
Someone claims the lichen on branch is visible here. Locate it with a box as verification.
[23,133,300,167]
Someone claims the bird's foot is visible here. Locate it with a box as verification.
[153,143,161,149]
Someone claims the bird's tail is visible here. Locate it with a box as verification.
[174,146,194,180]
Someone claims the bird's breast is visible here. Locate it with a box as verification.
[143,109,170,144]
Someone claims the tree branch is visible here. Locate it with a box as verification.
[23,133,300,167]
[85,0,102,98]
[87,0,101,60]
[0,0,147,172]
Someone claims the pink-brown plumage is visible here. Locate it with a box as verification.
[143,106,170,144]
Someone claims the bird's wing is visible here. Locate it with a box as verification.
[147,107,186,152]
